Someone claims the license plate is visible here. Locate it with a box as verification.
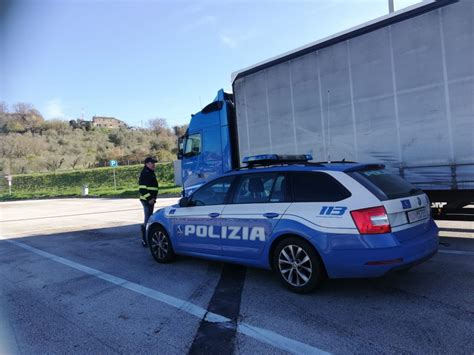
[407,207,429,223]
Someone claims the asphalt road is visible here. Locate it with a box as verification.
[0,199,473,354]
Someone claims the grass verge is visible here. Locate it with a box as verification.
[0,183,182,201]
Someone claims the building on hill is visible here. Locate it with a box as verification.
[92,116,127,129]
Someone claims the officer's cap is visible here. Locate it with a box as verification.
[144,157,158,164]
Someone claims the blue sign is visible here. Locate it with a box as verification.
[401,199,411,209]
[110,160,118,167]
[319,206,347,217]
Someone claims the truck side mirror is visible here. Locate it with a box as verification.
[177,136,185,160]
[179,197,190,207]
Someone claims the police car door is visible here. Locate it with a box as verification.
[220,173,291,259]
[171,175,235,255]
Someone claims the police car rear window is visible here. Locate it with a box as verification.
[349,170,422,200]
[290,172,351,202]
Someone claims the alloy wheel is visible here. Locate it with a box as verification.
[151,230,169,260]
[278,244,313,287]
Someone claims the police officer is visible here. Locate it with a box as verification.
[138,157,159,247]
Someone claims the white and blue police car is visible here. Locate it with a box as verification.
[146,155,438,293]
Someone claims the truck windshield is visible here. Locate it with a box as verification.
[184,133,201,157]
[349,169,422,200]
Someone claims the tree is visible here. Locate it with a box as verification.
[25,112,45,134]
[155,149,174,162]
[45,154,65,171]
[5,119,26,133]
[0,102,7,114]
[83,121,92,131]
[173,124,188,137]
[12,102,34,114]
[150,139,171,152]
[148,118,169,135]
[108,131,124,147]
[0,104,182,175]
[69,120,79,129]
[42,119,69,133]
[81,153,96,169]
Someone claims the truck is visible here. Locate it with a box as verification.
[176,0,474,219]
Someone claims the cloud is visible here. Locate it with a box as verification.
[45,99,65,119]
[219,31,255,49]
[219,33,237,48]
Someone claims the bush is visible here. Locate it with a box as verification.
[0,163,174,194]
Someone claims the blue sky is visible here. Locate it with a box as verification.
[1,0,420,127]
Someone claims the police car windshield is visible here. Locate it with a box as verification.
[349,170,422,200]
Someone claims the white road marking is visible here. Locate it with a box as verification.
[439,250,474,256]
[238,323,330,355]
[7,239,328,355]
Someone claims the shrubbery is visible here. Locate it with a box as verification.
[0,101,188,175]
[0,163,174,193]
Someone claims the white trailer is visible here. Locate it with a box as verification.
[231,0,473,216]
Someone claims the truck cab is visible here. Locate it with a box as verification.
[177,89,238,195]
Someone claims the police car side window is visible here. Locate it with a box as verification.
[233,173,277,204]
[269,175,288,202]
[190,176,235,206]
[291,172,351,202]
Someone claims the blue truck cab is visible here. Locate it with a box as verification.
[178,90,238,195]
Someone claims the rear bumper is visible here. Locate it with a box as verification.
[321,219,439,278]
[387,249,438,273]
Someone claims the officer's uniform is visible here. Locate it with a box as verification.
[138,158,159,246]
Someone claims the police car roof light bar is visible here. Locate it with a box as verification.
[242,154,313,167]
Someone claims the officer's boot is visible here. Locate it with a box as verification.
[141,225,148,247]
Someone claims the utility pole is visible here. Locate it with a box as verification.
[388,0,394,13]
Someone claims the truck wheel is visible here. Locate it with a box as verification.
[148,225,175,263]
[274,237,324,293]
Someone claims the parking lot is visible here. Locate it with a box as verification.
[1,198,473,354]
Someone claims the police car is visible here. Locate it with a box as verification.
[146,155,438,293]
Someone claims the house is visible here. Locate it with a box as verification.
[92,116,127,129]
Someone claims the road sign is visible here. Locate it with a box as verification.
[109,161,118,190]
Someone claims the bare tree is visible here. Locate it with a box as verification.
[12,102,34,114]
[148,118,169,135]
[0,102,8,113]
[45,155,65,171]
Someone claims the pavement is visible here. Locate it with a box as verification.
[0,198,473,354]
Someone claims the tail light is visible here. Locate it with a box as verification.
[351,206,391,234]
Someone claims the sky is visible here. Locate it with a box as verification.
[1,0,421,127]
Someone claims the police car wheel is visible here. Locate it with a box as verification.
[274,237,323,293]
[148,226,175,263]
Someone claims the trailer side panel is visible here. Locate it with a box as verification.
[233,0,474,191]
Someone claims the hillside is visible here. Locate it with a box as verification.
[0,102,187,175]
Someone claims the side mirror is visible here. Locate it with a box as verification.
[177,136,185,160]
[179,197,190,207]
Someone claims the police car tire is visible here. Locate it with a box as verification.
[274,237,324,294]
[148,225,175,263]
